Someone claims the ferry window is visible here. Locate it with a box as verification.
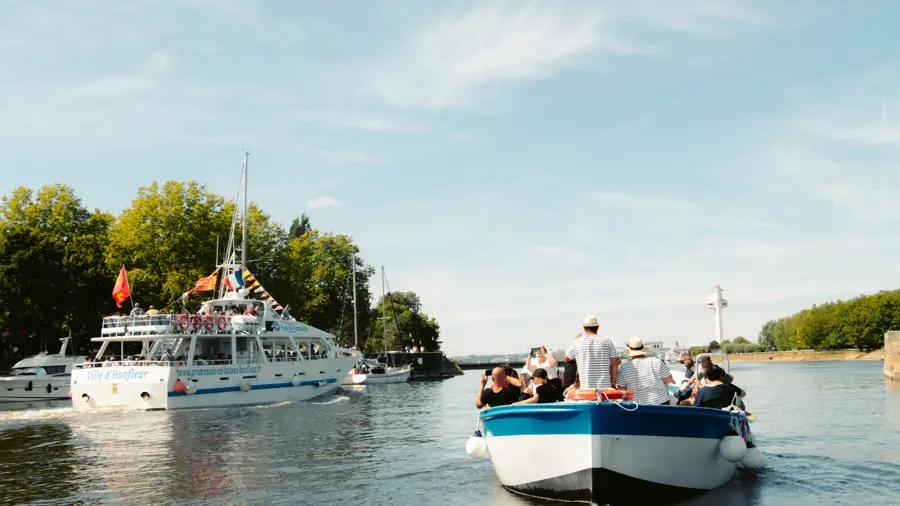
[236,337,247,352]
[44,366,66,374]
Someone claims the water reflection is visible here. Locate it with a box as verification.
[0,424,77,505]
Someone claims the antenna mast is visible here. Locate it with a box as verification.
[241,151,249,269]
[352,257,359,348]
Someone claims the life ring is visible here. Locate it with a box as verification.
[203,314,214,331]
[566,388,635,402]
[216,315,227,331]
[176,314,189,331]
[190,314,202,331]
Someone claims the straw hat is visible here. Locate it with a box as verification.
[627,337,647,357]
[583,316,599,327]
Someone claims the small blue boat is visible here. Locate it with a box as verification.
[470,400,761,505]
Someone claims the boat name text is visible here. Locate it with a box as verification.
[177,365,263,378]
[85,368,150,382]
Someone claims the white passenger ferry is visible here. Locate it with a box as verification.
[70,294,357,410]
[69,153,358,410]
[0,335,84,402]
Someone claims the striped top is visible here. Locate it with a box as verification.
[615,357,672,405]
[564,334,618,390]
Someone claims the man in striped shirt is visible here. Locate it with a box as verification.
[564,316,621,390]
[615,337,675,405]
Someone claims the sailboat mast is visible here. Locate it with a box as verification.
[381,265,386,353]
[352,257,358,348]
[241,151,249,269]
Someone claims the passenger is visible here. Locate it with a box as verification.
[675,356,697,403]
[476,366,522,409]
[615,338,675,405]
[526,346,557,376]
[513,368,558,405]
[563,372,581,397]
[146,305,159,316]
[130,304,145,316]
[691,365,745,409]
[564,316,621,390]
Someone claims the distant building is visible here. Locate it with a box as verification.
[644,341,665,358]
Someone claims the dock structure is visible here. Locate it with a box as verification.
[887,331,900,381]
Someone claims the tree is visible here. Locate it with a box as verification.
[0,185,113,356]
[278,228,375,343]
[370,291,441,353]
[757,320,776,351]
[708,340,720,351]
[288,214,311,239]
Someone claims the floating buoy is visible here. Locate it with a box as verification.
[719,435,747,463]
[466,431,487,458]
[291,376,302,387]
[741,445,764,470]
[239,379,252,392]
[173,379,186,394]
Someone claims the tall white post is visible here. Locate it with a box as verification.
[352,257,358,348]
[241,152,249,269]
[706,284,728,344]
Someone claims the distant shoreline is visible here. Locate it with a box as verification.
[712,349,884,363]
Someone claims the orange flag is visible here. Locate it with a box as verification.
[194,270,218,292]
[112,266,131,307]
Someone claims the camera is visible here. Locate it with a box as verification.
[484,369,492,376]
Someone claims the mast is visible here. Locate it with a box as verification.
[352,257,358,348]
[241,151,249,269]
[381,265,386,355]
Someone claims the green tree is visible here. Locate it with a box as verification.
[279,228,375,343]
[288,214,312,239]
[757,320,776,350]
[371,291,441,353]
[708,340,720,351]
[0,185,113,356]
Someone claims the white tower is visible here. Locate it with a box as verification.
[706,284,728,344]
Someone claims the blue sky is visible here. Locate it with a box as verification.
[3,1,900,356]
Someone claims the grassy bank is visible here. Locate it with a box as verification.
[711,349,885,363]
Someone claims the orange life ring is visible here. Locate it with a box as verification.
[216,315,227,331]
[176,314,189,330]
[190,314,202,331]
[566,388,635,402]
[203,314,214,331]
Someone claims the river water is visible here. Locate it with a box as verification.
[1,361,899,506]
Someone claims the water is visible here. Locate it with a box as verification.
[1,362,899,506]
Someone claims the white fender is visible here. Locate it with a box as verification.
[239,379,252,392]
[466,435,487,458]
[741,446,764,469]
[719,435,747,463]
[184,382,196,395]
[291,376,302,387]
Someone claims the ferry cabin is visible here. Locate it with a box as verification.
[71,293,358,410]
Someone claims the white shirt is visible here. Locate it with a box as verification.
[525,356,556,390]
[616,357,672,405]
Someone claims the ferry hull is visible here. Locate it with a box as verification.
[71,357,356,410]
[479,403,739,505]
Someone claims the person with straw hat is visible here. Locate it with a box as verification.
[615,337,676,405]
[564,316,621,391]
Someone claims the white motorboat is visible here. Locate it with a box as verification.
[69,153,357,410]
[0,335,85,402]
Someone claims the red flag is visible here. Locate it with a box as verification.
[194,271,218,292]
[112,266,131,307]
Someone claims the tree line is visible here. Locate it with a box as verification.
[755,290,896,352]
[0,182,441,359]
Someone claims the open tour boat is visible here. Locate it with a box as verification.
[467,350,762,504]
[0,335,84,402]
[69,153,357,410]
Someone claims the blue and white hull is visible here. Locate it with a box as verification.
[478,402,749,505]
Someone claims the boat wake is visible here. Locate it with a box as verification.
[312,395,350,405]
[0,406,77,428]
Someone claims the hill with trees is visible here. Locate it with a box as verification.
[0,182,441,359]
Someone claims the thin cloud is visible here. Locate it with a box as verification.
[305,196,341,209]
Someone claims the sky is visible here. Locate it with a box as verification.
[2,0,900,357]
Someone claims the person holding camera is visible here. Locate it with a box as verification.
[476,366,522,409]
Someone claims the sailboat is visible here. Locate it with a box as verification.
[70,152,359,410]
[341,265,411,385]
